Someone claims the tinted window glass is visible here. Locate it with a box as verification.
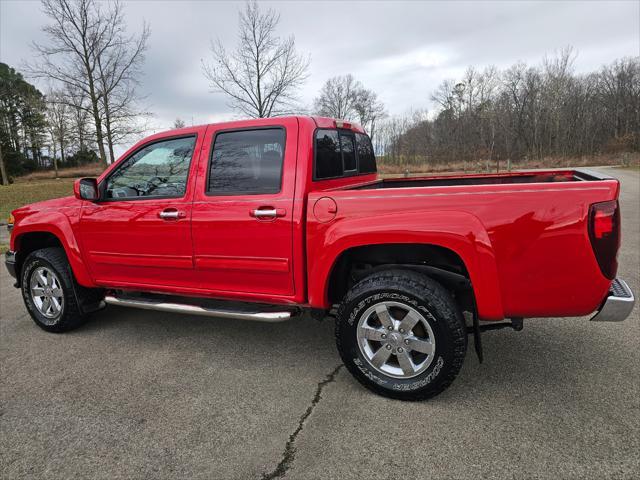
[208,129,285,195]
[105,136,195,199]
[356,133,376,173]
[340,134,357,172]
[315,130,343,179]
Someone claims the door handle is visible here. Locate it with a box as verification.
[251,207,286,219]
[159,209,186,220]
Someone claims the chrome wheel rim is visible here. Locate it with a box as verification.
[29,267,64,322]
[357,301,436,379]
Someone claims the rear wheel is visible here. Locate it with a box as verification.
[21,247,101,333]
[335,269,467,401]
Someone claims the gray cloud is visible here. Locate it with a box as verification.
[1,0,638,139]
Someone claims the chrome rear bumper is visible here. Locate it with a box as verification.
[590,278,635,322]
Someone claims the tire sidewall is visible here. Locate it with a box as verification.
[21,254,69,329]
[338,289,457,395]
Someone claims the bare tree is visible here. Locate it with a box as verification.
[99,81,151,162]
[173,118,186,129]
[354,88,386,143]
[46,89,72,177]
[314,74,387,142]
[314,74,362,120]
[65,84,92,153]
[202,0,310,118]
[95,10,150,163]
[30,0,110,165]
[30,0,149,166]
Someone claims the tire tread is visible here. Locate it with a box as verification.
[335,269,467,401]
[21,247,91,333]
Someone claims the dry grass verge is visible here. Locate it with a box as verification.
[377,152,639,175]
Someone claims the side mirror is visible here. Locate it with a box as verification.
[74,178,99,201]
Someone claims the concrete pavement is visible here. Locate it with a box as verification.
[1,167,638,479]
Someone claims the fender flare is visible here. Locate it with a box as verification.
[11,211,94,287]
[308,210,504,320]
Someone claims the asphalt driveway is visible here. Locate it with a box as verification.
[1,167,638,479]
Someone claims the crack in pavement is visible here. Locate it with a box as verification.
[260,364,343,480]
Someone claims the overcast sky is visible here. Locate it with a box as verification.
[1,0,639,137]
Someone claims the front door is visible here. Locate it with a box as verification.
[191,120,297,297]
[78,133,201,289]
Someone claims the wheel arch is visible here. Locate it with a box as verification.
[12,221,93,288]
[308,216,504,321]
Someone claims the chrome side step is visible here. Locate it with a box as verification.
[104,295,295,322]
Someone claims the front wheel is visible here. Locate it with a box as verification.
[335,269,467,401]
[21,247,100,333]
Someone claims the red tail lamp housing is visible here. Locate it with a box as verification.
[588,200,620,279]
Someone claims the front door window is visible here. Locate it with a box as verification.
[105,136,196,199]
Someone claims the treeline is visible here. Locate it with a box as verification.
[3,1,637,183]
[375,50,639,167]
[0,63,99,180]
[0,0,149,185]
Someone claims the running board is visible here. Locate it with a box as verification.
[104,295,295,322]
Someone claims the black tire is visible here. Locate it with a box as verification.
[335,269,467,401]
[21,247,100,333]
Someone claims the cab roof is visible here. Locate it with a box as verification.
[160,115,367,137]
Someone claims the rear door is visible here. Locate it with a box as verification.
[191,119,298,297]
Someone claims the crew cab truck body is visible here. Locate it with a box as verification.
[5,115,635,400]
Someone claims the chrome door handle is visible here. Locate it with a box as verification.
[251,208,286,219]
[253,209,277,218]
[159,210,185,220]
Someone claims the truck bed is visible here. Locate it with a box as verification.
[354,168,612,190]
[306,167,619,320]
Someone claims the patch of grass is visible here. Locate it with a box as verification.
[0,178,77,221]
[615,164,640,171]
[0,244,8,254]
[19,163,105,181]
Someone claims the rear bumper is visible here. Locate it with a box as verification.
[5,250,17,279]
[590,278,635,322]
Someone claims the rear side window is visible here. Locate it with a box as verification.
[208,128,285,195]
[314,129,376,180]
[315,130,342,179]
[356,133,376,174]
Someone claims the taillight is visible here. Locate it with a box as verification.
[588,200,620,279]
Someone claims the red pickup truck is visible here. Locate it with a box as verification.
[5,116,635,400]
